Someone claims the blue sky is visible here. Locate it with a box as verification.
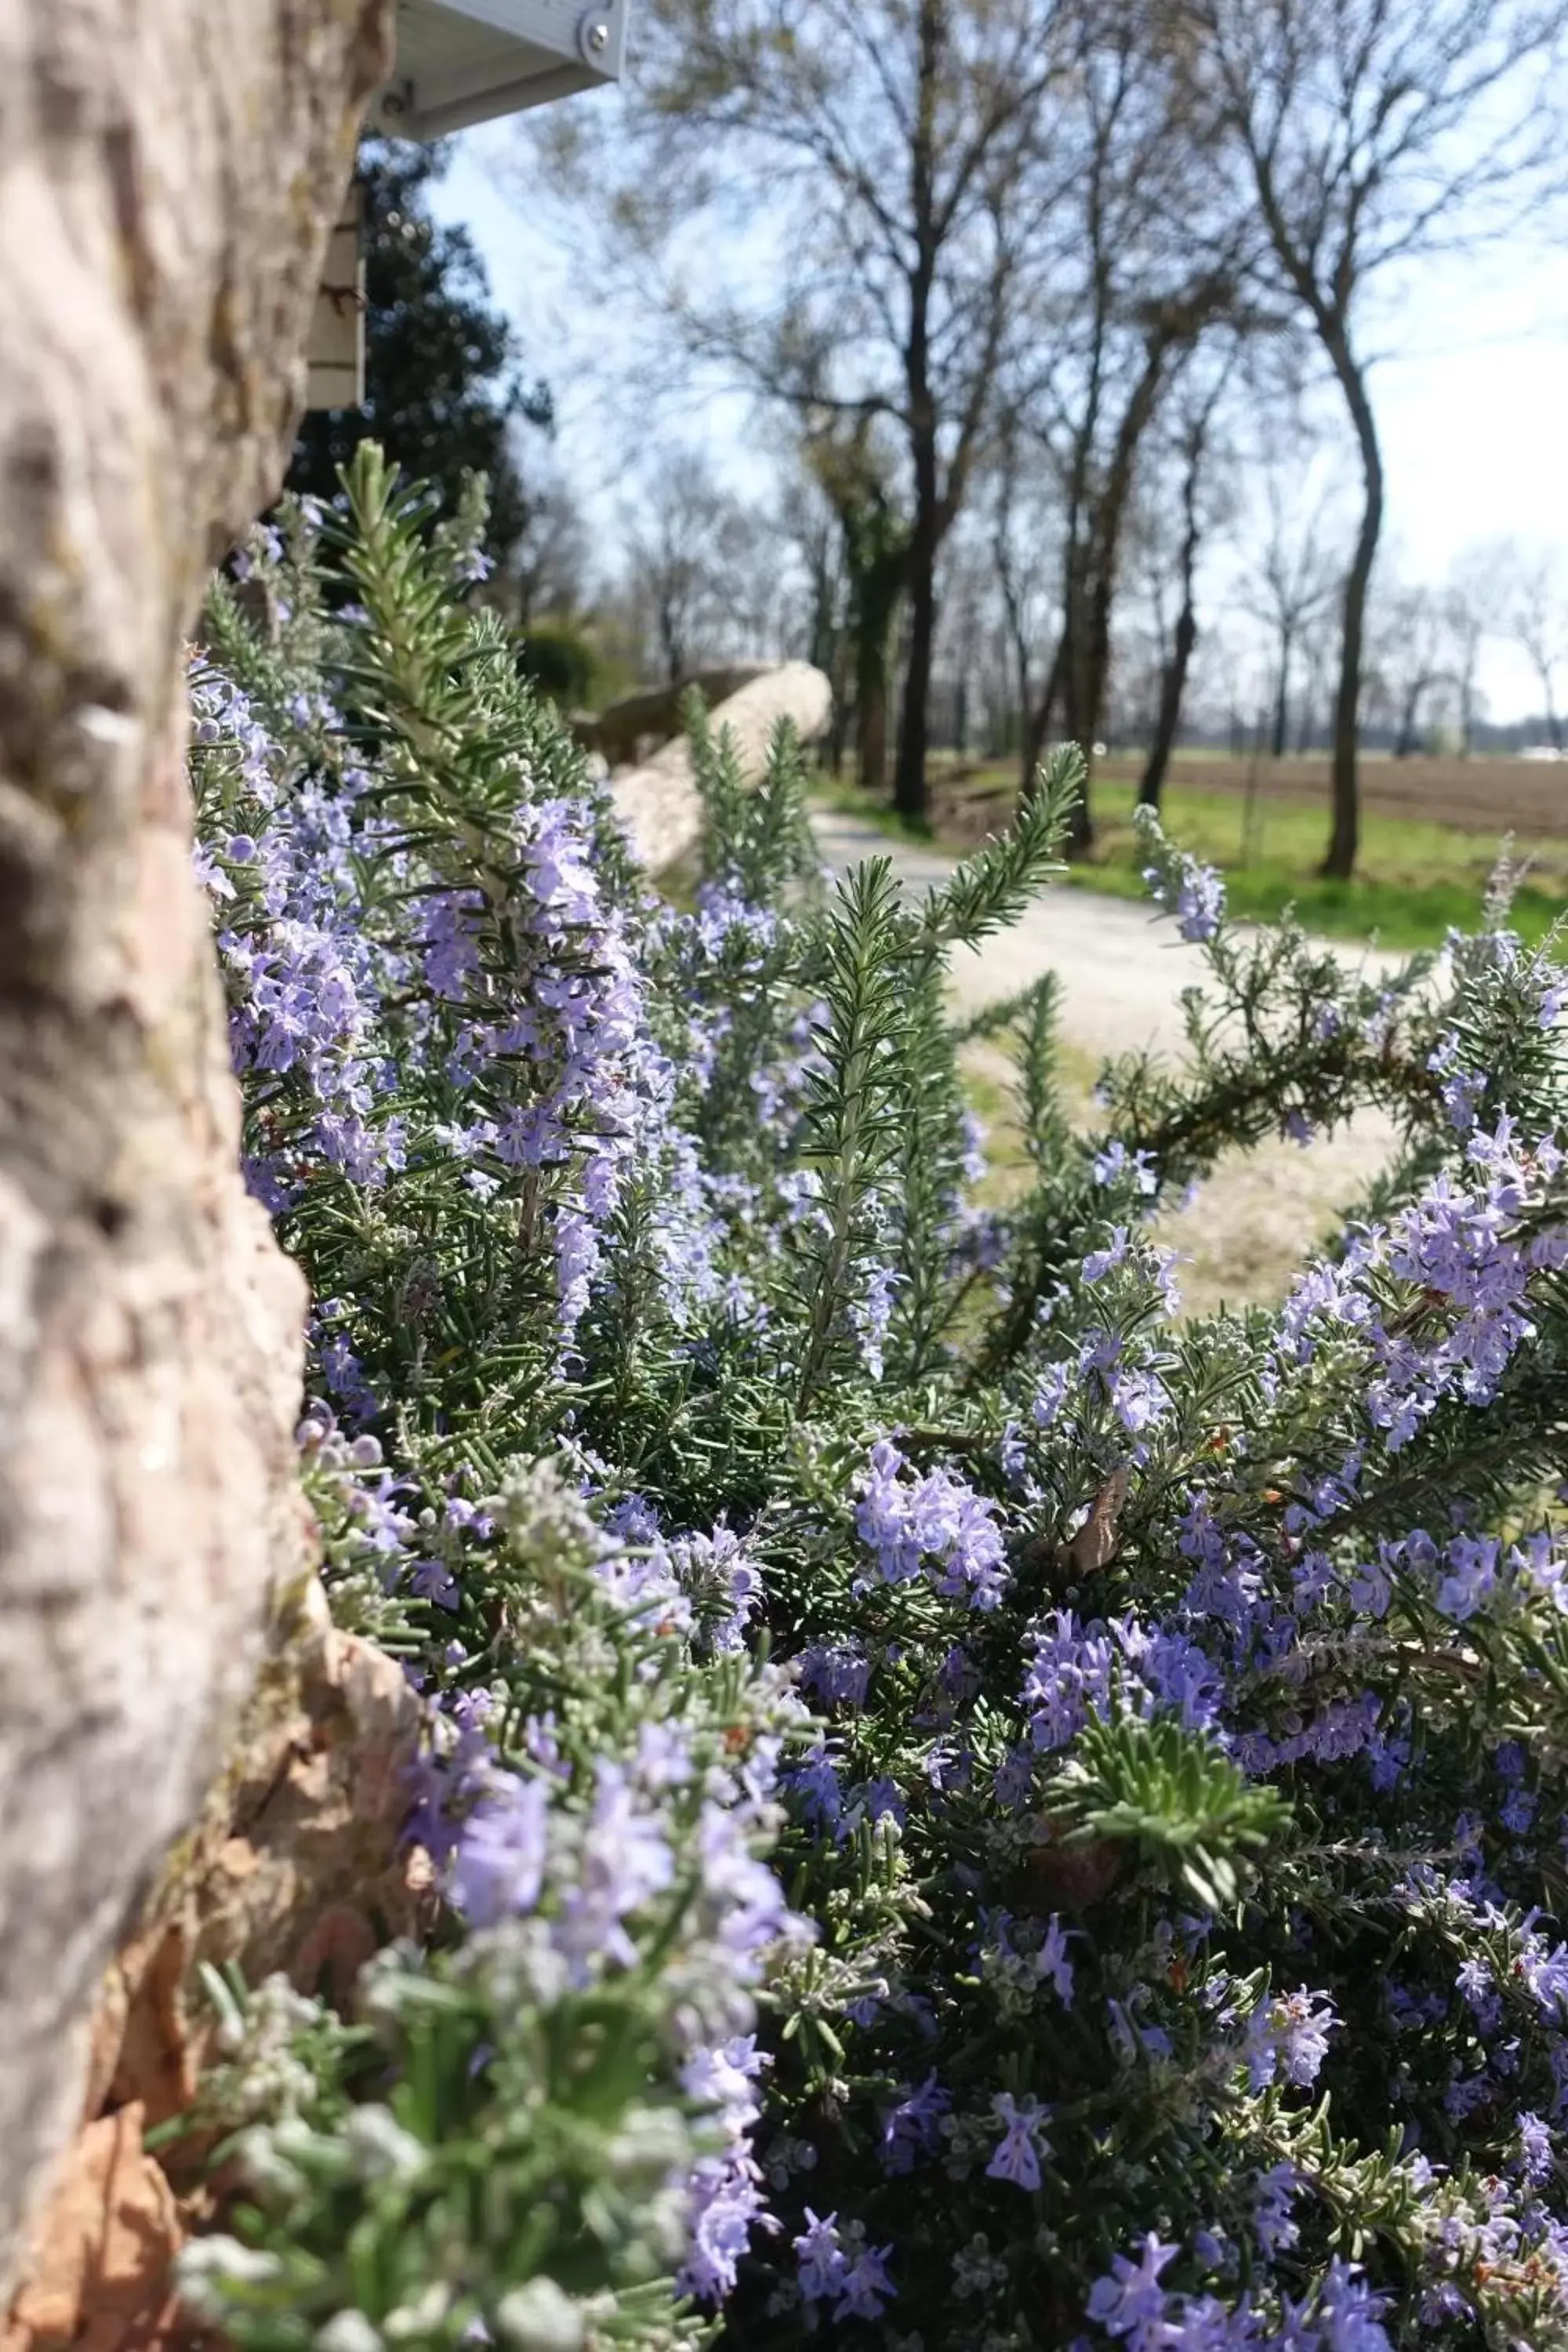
[431,122,1568,722]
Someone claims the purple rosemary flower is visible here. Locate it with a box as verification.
[1086,2234,1179,2340]
[1517,2111,1554,2181]
[316,1328,379,1422]
[191,840,236,902]
[786,1743,845,1838]
[1174,863,1225,943]
[1435,1531,1501,1623]
[1140,822,1225,942]
[1252,2161,1301,2256]
[855,1442,1011,1611]
[679,2149,770,2303]
[852,1262,903,1380]
[855,1777,906,1830]
[448,1771,550,1928]
[1022,1610,1116,1750]
[856,1439,924,1582]
[798,1639,873,1708]
[994,1746,1034,1809]
[1035,1913,1076,2005]
[669,1524,763,1653]
[880,2074,950,2176]
[1455,1954,1499,2031]
[985,2092,1051,2191]
[1109,1365,1171,1436]
[1033,1362,1073,1427]
[1520,1930,1568,2022]
[834,2241,895,2321]
[1093,1140,1159,1196]
[793,2209,848,2303]
[1083,1226,1131,1283]
[554,1761,676,1977]
[419,887,485,1001]
[695,1798,800,1976]
[1243,1987,1338,2091]
[1301,2259,1392,2351]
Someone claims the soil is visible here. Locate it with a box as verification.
[1094,751,1568,847]
[909,753,1568,860]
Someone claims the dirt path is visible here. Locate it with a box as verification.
[811,810,1406,1312]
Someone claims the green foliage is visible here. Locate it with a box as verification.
[919,748,1076,949]
[514,621,599,709]
[794,858,912,1409]
[902,764,1568,953]
[181,457,1568,2352]
[686,693,820,907]
[179,1948,712,2352]
[1050,1712,1292,1912]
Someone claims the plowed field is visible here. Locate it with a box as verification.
[1097,752,1568,851]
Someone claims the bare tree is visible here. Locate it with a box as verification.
[1180,0,1568,874]
[1443,541,1514,756]
[1368,578,1449,757]
[547,0,1073,818]
[990,428,1062,789]
[1008,0,1256,844]
[939,513,1020,756]
[1512,549,1568,750]
[779,458,855,769]
[805,419,915,793]
[1240,467,1342,760]
[621,452,761,685]
[1138,358,1236,807]
[506,454,592,626]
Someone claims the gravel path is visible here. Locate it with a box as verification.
[811,809,1406,1313]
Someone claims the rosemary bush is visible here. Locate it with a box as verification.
[180,451,1568,2352]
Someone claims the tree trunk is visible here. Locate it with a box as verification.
[829,690,850,778]
[1139,600,1197,810]
[1395,681,1427,758]
[1059,553,1095,854]
[894,2,941,826]
[0,0,390,2291]
[1142,387,1220,811]
[852,550,906,796]
[1295,681,1319,757]
[1323,331,1385,880]
[993,500,1033,789]
[1056,337,1173,855]
[1272,629,1293,760]
[660,609,684,689]
[858,662,890,793]
[1020,631,1065,797]
[893,449,938,821]
[1081,546,1127,769]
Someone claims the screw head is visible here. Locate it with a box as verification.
[575,9,613,67]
